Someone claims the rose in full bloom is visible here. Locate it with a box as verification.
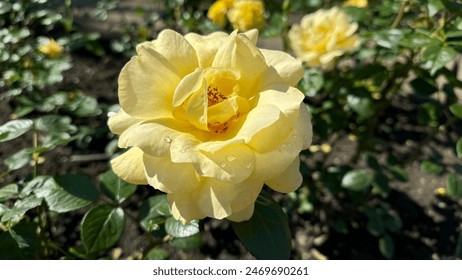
[342,0,368,8]
[288,7,360,69]
[108,29,312,223]
[38,38,63,58]
[207,0,265,31]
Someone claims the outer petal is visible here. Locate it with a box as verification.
[265,157,302,193]
[143,153,200,193]
[111,147,148,185]
[168,192,205,223]
[198,178,236,219]
[227,203,255,222]
[184,32,228,68]
[108,109,142,135]
[119,44,181,119]
[147,29,199,77]
[260,49,304,88]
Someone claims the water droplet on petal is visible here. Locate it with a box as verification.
[245,162,253,169]
[226,155,236,162]
[291,134,297,139]
[180,148,187,153]
[163,136,172,143]
[220,162,226,168]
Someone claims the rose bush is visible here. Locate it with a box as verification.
[288,7,359,69]
[108,29,312,223]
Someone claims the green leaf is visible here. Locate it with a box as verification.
[455,233,462,259]
[299,68,324,97]
[379,234,394,259]
[169,233,203,250]
[347,95,374,118]
[145,247,170,260]
[428,0,445,17]
[3,148,31,171]
[449,103,462,119]
[231,191,291,260]
[0,184,18,202]
[384,214,402,233]
[341,169,373,191]
[389,166,409,182]
[363,152,380,171]
[417,102,441,126]
[0,119,33,142]
[21,176,54,198]
[365,208,385,236]
[374,29,405,49]
[420,160,444,175]
[456,138,462,159]
[400,32,439,48]
[139,195,171,232]
[1,195,43,224]
[447,173,462,199]
[81,205,125,253]
[34,115,77,133]
[0,222,40,259]
[34,174,99,213]
[422,44,457,75]
[372,173,390,197]
[100,170,137,203]
[165,217,199,238]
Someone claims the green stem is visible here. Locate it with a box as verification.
[281,0,291,52]
[391,0,407,29]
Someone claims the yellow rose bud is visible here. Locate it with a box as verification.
[342,0,368,8]
[109,29,312,223]
[227,0,265,31]
[38,38,63,58]
[288,7,360,69]
[207,0,233,27]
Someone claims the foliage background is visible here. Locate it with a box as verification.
[0,0,461,260]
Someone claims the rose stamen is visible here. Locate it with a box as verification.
[207,85,227,106]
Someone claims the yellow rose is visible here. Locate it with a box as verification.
[342,0,368,8]
[227,0,265,31]
[288,7,360,69]
[207,0,234,27]
[109,29,312,223]
[38,38,63,58]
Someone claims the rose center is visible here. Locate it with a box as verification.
[207,85,227,107]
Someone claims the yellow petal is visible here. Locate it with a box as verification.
[143,153,200,193]
[107,109,141,135]
[119,43,181,119]
[265,157,302,193]
[260,49,303,88]
[227,203,255,222]
[168,192,205,223]
[185,32,228,68]
[198,178,236,219]
[148,29,199,78]
[111,147,148,185]
[230,177,263,213]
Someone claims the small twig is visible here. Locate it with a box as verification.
[68,153,111,162]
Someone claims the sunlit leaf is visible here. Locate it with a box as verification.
[457,138,462,159]
[165,218,199,238]
[420,160,444,175]
[0,184,18,202]
[81,205,125,253]
[449,103,462,119]
[341,169,373,191]
[447,173,462,199]
[0,119,33,142]
[145,247,169,260]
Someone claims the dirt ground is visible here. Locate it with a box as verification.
[1,1,461,260]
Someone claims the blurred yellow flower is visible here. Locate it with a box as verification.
[207,0,234,27]
[207,0,265,31]
[342,0,368,8]
[109,29,312,223]
[38,38,63,58]
[288,7,360,69]
[227,0,265,31]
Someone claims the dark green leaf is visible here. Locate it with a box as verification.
[100,170,137,203]
[389,166,409,182]
[455,233,462,259]
[379,234,394,259]
[0,222,40,259]
[341,169,373,191]
[363,152,380,171]
[34,174,99,213]
[0,119,33,142]
[384,214,402,232]
[428,0,445,17]
[34,115,76,133]
[417,102,441,126]
[447,173,462,199]
[400,32,438,48]
[81,205,125,253]
[169,233,203,250]
[139,195,171,232]
[420,160,444,175]
[145,247,170,260]
[372,173,390,197]
[165,217,199,238]
[347,95,374,118]
[365,208,385,236]
[3,148,31,171]
[0,184,18,202]
[456,138,462,159]
[1,195,42,224]
[449,103,462,119]
[231,191,291,260]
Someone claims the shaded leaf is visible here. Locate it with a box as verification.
[165,217,199,238]
[449,103,462,119]
[100,169,137,203]
[0,119,33,142]
[169,233,203,250]
[145,247,169,260]
[347,95,374,118]
[447,173,462,199]
[341,169,373,191]
[231,191,291,260]
[379,234,394,259]
[0,222,40,260]
[457,138,462,159]
[420,160,444,175]
[139,195,171,232]
[389,166,408,182]
[81,205,125,253]
[299,68,324,97]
